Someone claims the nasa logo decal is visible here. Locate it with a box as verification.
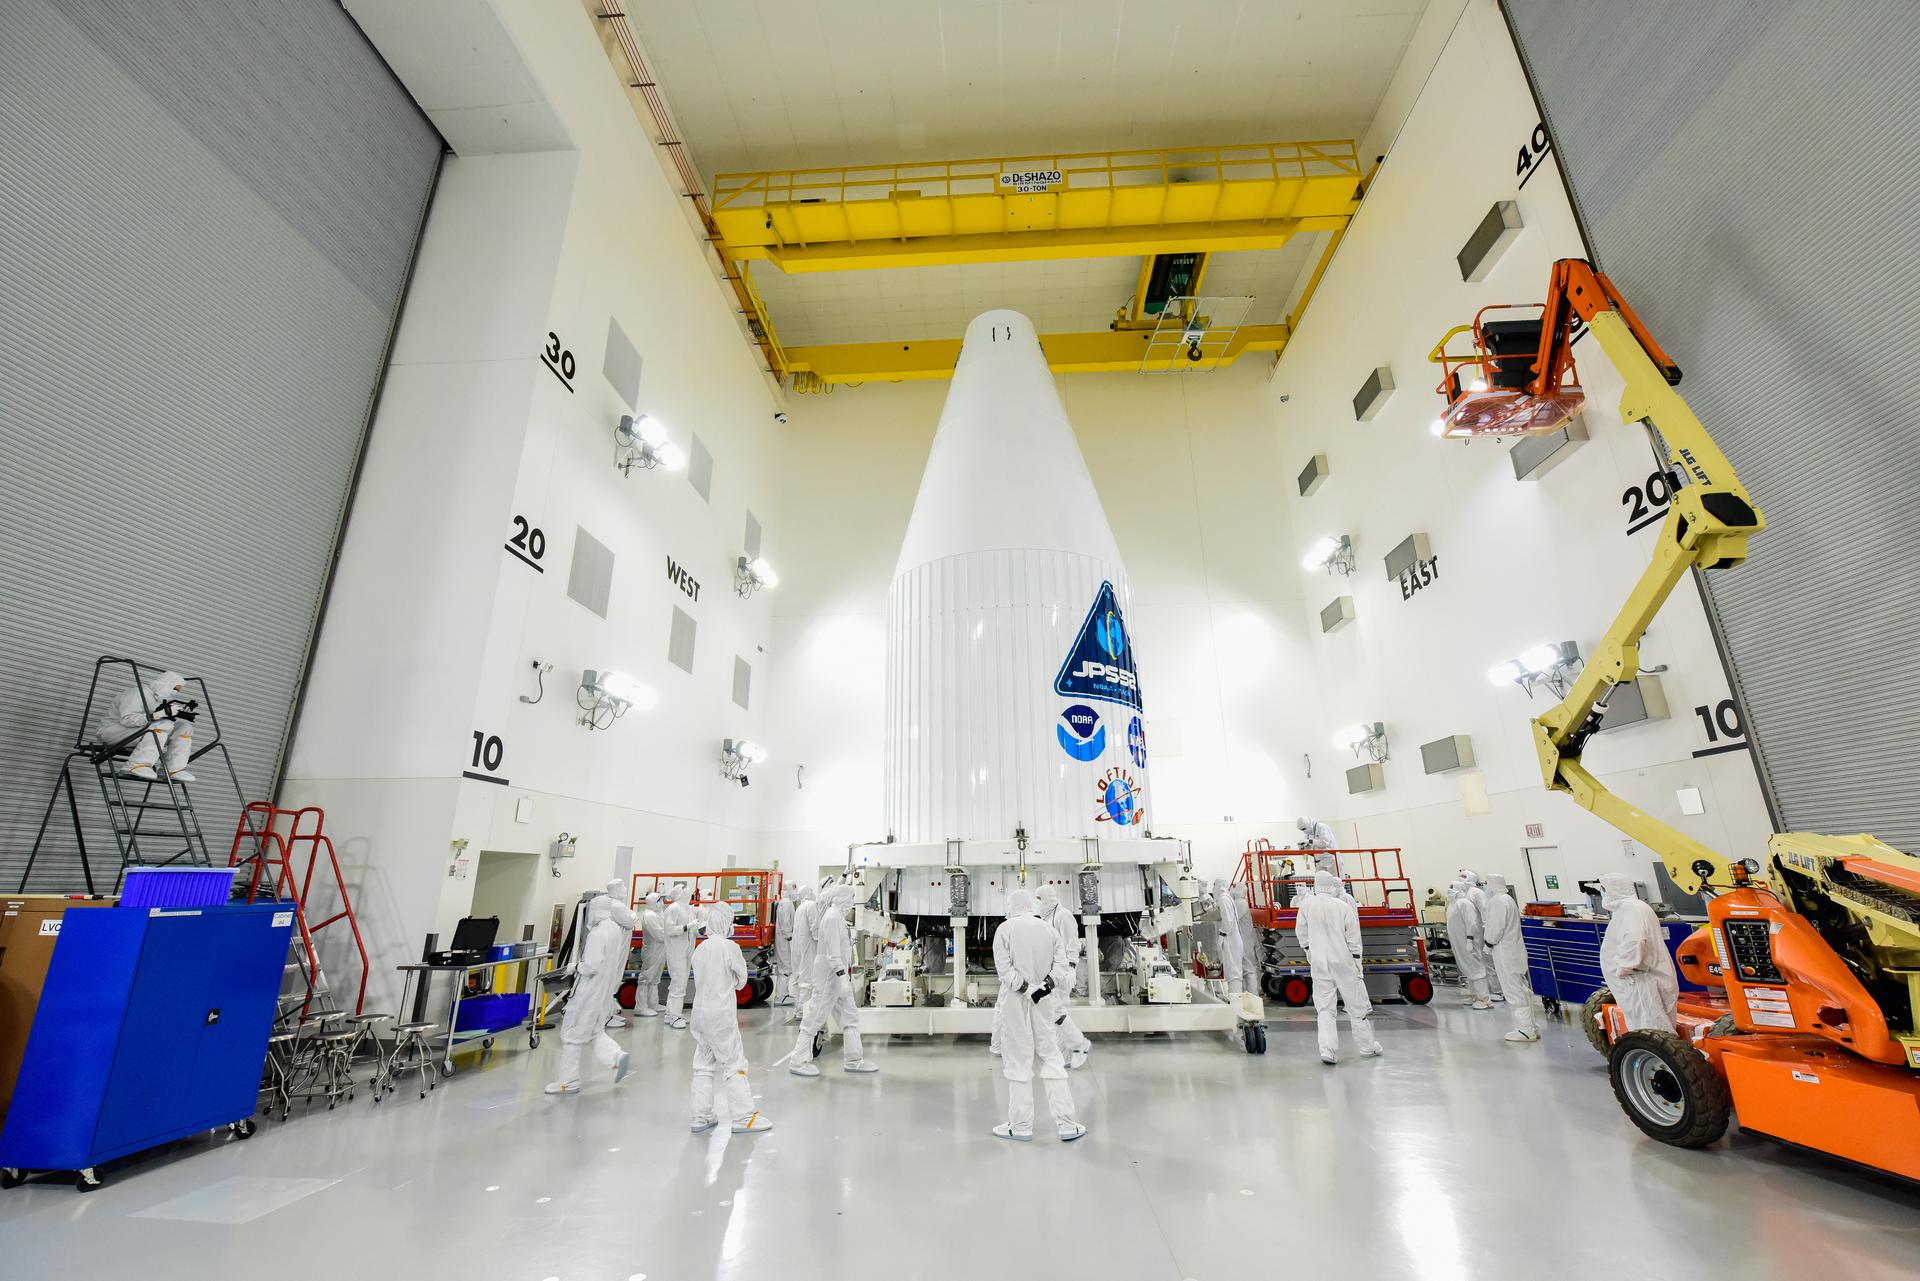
[1094,767,1144,826]
[1127,716,1147,767]
[1056,704,1106,761]
[1055,580,1143,710]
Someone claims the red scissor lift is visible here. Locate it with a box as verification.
[1235,842,1434,1007]
[626,870,784,1007]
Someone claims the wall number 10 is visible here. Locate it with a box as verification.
[470,731,505,773]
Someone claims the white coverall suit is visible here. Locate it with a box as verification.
[663,891,693,1025]
[992,890,1082,1140]
[102,671,195,780]
[690,903,771,1133]
[547,896,630,1092]
[1481,875,1540,1040]
[1036,886,1091,1062]
[1463,872,1504,1000]
[1598,872,1679,1033]
[773,885,797,1004]
[1446,883,1491,1007]
[1210,878,1245,996]
[791,887,875,1074]
[1294,871,1382,1063]
[786,889,818,1024]
[635,896,665,1015]
[601,879,636,1027]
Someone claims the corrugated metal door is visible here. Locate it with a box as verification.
[1502,0,1920,850]
[0,1,441,889]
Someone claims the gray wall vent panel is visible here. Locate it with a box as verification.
[1298,453,1330,497]
[1458,201,1525,282]
[603,317,642,409]
[1320,596,1356,633]
[567,528,614,619]
[1346,762,1385,794]
[668,607,697,674]
[1352,366,1395,421]
[1510,415,1590,480]
[689,434,714,502]
[732,656,752,710]
[1383,533,1432,581]
[1420,735,1476,774]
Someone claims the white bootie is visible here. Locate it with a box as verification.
[733,1113,773,1134]
[1504,1029,1540,1043]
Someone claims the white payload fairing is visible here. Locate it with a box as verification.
[884,310,1152,844]
[845,310,1258,1038]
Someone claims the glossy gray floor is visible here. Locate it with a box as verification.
[3,995,1917,1280]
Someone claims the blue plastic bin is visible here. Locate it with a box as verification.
[119,867,239,908]
[454,992,531,1033]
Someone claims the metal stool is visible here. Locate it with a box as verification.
[313,1028,359,1109]
[260,1030,300,1120]
[383,1022,440,1100]
[344,1012,394,1086]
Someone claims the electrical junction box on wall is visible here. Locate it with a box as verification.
[1320,596,1356,633]
[1420,735,1475,773]
[1597,675,1671,732]
[1298,453,1330,496]
[1352,366,1394,421]
[1346,762,1385,794]
[1383,532,1432,581]
[1511,415,1590,480]
[1458,200,1525,282]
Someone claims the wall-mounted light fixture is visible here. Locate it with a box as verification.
[1301,534,1356,576]
[1333,721,1390,763]
[734,555,779,598]
[721,737,766,785]
[577,668,655,730]
[614,413,686,476]
[1487,641,1583,698]
[549,831,577,878]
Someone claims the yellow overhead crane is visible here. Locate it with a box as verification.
[705,141,1363,386]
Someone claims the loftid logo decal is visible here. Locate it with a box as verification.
[1095,767,1144,826]
[1056,704,1106,762]
[1127,716,1147,767]
[1055,581,1142,710]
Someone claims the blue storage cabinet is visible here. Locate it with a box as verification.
[0,903,292,1190]
[1522,915,1706,1007]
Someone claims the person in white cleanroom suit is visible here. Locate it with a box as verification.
[773,882,798,1005]
[1461,870,1504,1001]
[1296,817,1335,850]
[786,885,819,1025]
[635,892,666,1017]
[663,885,693,1029]
[1036,885,1091,1069]
[100,670,197,782]
[1446,879,1491,1010]
[690,902,772,1135]
[791,885,878,1076]
[1234,878,1263,985]
[1295,871,1382,1064]
[1598,872,1679,1033]
[1481,875,1540,1042]
[601,878,637,1028]
[991,889,1085,1142]
[546,895,631,1094]
[1210,879,1246,997]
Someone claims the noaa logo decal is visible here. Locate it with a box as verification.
[1127,716,1146,767]
[1056,704,1106,762]
[1094,767,1144,826]
[1055,581,1143,711]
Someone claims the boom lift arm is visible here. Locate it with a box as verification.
[1523,260,1762,895]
